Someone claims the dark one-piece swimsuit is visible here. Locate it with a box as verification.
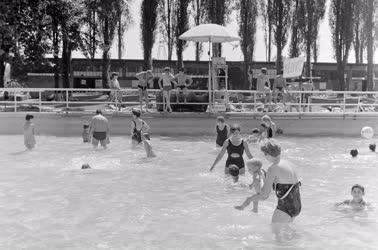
[225,139,245,171]
[132,120,150,143]
[273,182,302,218]
[267,127,273,138]
[216,125,228,147]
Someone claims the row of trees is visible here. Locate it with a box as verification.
[0,0,377,90]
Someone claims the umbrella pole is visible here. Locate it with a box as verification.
[208,41,212,112]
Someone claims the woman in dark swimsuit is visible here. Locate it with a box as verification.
[235,140,301,223]
[210,124,253,175]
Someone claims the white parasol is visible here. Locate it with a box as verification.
[179,24,240,110]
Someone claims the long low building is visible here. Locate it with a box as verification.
[26,58,378,91]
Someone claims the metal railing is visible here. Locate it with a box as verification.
[1,87,378,115]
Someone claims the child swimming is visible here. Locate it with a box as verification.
[335,184,369,210]
[215,116,230,147]
[82,124,90,143]
[23,114,36,150]
[247,159,266,212]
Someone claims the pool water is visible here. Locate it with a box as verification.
[0,135,377,249]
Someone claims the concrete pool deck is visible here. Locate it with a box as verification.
[1,112,377,137]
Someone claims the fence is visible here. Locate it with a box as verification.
[1,87,378,115]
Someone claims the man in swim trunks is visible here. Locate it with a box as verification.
[158,67,177,112]
[273,70,286,103]
[235,140,301,225]
[136,70,154,112]
[174,67,193,103]
[89,109,110,149]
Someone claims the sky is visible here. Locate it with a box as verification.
[76,0,377,64]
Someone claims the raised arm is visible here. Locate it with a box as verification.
[243,141,253,159]
[130,121,135,135]
[89,118,95,136]
[235,166,275,210]
[186,76,193,87]
[210,140,228,171]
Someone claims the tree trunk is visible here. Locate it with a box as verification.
[53,20,60,89]
[102,17,110,88]
[275,0,283,73]
[176,40,184,71]
[195,42,200,61]
[0,54,5,88]
[354,22,360,63]
[62,36,70,89]
[305,0,312,77]
[337,63,345,91]
[267,0,272,62]
[118,14,122,59]
[367,0,374,90]
[167,0,172,61]
[313,39,318,63]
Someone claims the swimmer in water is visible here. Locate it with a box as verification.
[23,114,36,150]
[335,184,370,210]
[82,124,90,143]
[350,149,358,158]
[210,124,254,175]
[228,165,240,183]
[215,116,230,147]
[131,109,156,158]
[369,144,376,152]
[261,115,277,138]
[247,159,266,212]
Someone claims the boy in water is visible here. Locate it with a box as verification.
[82,124,90,143]
[335,184,369,210]
[247,159,266,212]
[23,114,36,150]
[215,116,230,147]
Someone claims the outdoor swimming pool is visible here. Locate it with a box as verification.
[0,135,377,249]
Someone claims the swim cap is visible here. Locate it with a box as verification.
[369,144,376,152]
[81,163,91,169]
[228,165,239,177]
[350,149,358,158]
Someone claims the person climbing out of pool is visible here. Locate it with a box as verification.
[261,115,277,139]
[210,124,253,175]
[131,109,156,158]
[136,69,154,113]
[89,109,110,149]
[335,184,370,210]
[247,159,266,213]
[235,140,301,225]
[158,67,177,113]
[215,116,230,147]
[82,123,90,143]
[23,114,36,150]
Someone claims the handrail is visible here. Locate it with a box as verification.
[1,87,378,114]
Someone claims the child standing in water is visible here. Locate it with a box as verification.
[335,184,369,210]
[23,114,36,150]
[82,124,90,143]
[247,159,266,212]
[215,116,230,147]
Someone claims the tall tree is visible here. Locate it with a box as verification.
[141,0,159,70]
[205,0,233,57]
[191,0,207,61]
[298,0,326,76]
[259,0,274,62]
[238,0,258,89]
[366,0,375,90]
[175,0,190,70]
[158,0,177,61]
[271,0,292,73]
[329,0,355,91]
[289,0,302,58]
[117,3,132,60]
[353,1,368,63]
[96,0,129,88]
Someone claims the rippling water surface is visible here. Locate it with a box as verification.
[0,135,377,249]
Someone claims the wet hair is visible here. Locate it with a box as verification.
[350,149,358,158]
[351,184,365,194]
[261,140,281,157]
[261,115,272,122]
[83,124,89,129]
[369,144,376,152]
[132,109,141,117]
[96,109,102,115]
[81,163,91,169]
[252,128,260,134]
[228,165,239,177]
[247,159,262,169]
[230,124,241,133]
[25,114,34,121]
[164,67,170,72]
[217,116,225,123]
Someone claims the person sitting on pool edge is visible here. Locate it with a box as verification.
[89,109,110,149]
[131,109,156,158]
[210,124,253,175]
[335,184,370,210]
